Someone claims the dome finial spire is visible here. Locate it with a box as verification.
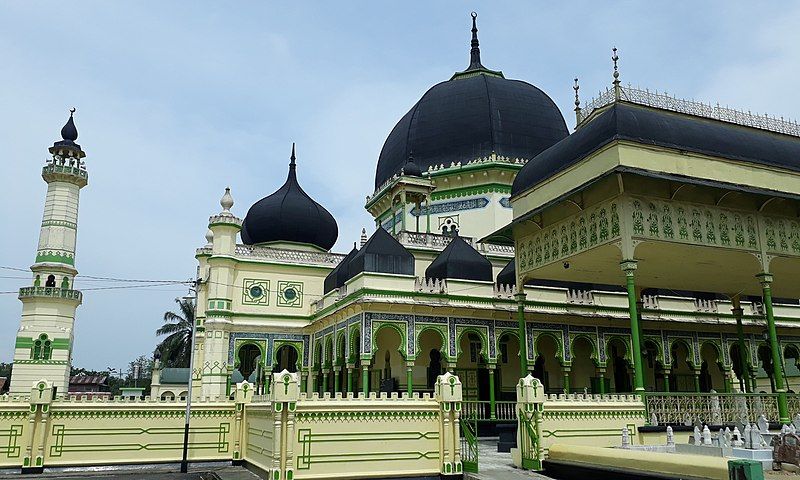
[60,107,79,142]
[612,47,621,100]
[573,78,582,125]
[290,142,296,168]
[468,12,484,70]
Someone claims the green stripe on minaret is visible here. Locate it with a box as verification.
[35,250,75,266]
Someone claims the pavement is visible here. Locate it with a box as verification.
[465,438,554,480]
[0,464,259,480]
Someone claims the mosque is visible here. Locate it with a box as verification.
[9,14,800,429]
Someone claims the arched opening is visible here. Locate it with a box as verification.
[456,331,488,400]
[161,391,175,401]
[534,334,563,394]
[757,344,774,392]
[373,326,403,393]
[670,341,695,392]
[730,343,750,392]
[417,329,445,392]
[45,274,56,288]
[324,338,334,394]
[571,337,595,394]
[608,338,631,393]
[642,340,664,392]
[699,343,724,392]
[236,344,262,388]
[352,330,362,393]
[275,344,299,373]
[336,335,346,394]
[498,333,521,399]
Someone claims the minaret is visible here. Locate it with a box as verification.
[10,109,88,395]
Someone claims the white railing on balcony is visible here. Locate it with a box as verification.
[642,294,660,310]
[415,277,447,294]
[234,244,344,266]
[694,298,719,313]
[396,231,514,257]
[566,289,594,305]
[578,85,800,138]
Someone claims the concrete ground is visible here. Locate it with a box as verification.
[0,464,258,480]
[465,438,554,480]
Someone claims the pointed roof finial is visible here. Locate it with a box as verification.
[60,107,79,142]
[468,12,484,70]
[573,78,582,125]
[612,47,621,100]
[290,142,296,169]
[360,228,368,247]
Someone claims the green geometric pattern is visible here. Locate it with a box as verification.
[242,279,270,306]
[277,281,303,308]
[0,425,23,460]
[296,429,438,469]
[35,249,75,266]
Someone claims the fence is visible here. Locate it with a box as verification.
[645,392,785,425]
[462,400,517,422]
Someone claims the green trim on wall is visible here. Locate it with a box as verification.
[430,183,512,201]
[41,220,77,230]
[15,337,70,350]
[35,250,75,266]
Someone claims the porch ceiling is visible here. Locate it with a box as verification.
[522,241,800,298]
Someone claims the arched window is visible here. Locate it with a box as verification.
[31,334,51,360]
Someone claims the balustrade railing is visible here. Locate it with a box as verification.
[18,286,82,302]
[644,392,783,425]
[462,400,517,422]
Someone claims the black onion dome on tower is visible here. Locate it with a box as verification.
[54,108,81,149]
[374,13,569,190]
[241,144,338,250]
[425,236,493,282]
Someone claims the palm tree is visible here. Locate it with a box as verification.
[156,298,194,367]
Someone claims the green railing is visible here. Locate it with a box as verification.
[18,286,82,302]
[644,392,786,424]
[462,400,517,422]
[460,414,479,473]
[519,412,541,470]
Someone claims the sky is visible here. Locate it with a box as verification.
[1,1,799,371]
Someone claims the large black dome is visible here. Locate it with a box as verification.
[374,15,569,190]
[241,146,338,250]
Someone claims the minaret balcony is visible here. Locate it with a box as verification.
[18,286,82,303]
[42,164,88,187]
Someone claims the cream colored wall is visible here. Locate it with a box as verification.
[37,181,80,257]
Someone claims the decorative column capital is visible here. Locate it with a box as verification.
[405,361,415,368]
[514,292,527,302]
[620,259,638,275]
[756,272,773,287]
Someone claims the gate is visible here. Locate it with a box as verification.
[460,409,479,473]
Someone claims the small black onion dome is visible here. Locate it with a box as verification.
[426,236,492,282]
[374,14,568,190]
[324,243,358,294]
[54,108,81,149]
[402,152,422,177]
[345,227,414,282]
[241,144,338,250]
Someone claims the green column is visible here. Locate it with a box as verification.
[346,367,353,393]
[732,304,751,393]
[515,292,529,376]
[334,368,340,394]
[300,370,307,393]
[488,368,496,419]
[724,371,732,393]
[694,371,701,393]
[663,371,670,393]
[322,369,329,394]
[406,364,413,396]
[758,273,789,423]
[621,260,645,394]
[563,368,571,394]
[361,365,369,396]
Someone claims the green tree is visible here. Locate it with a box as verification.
[156,297,195,367]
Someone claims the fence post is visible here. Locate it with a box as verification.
[515,374,546,471]
[269,370,300,480]
[232,381,254,463]
[436,372,463,477]
[23,379,55,474]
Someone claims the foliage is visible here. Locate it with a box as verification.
[155,297,195,368]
